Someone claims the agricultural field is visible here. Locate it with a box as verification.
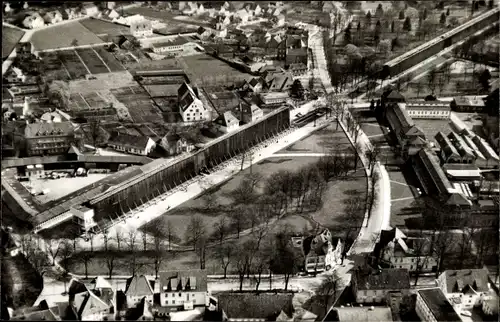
[93,47,126,72]
[143,84,179,97]
[29,20,106,51]
[76,48,110,74]
[180,54,251,85]
[110,86,163,123]
[2,26,24,60]
[79,17,132,39]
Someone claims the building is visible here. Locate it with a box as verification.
[178,83,210,123]
[216,292,294,321]
[71,205,97,233]
[243,77,264,93]
[159,133,193,156]
[372,227,437,273]
[43,10,63,24]
[83,3,100,17]
[196,26,213,40]
[107,133,156,156]
[448,131,476,164]
[130,20,153,38]
[22,13,45,29]
[415,288,461,322]
[233,102,263,124]
[435,132,462,163]
[25,164,45,178]
[70,279,117,321]
[385,103,426,156]
[293,229,343,274]
[24,121,75,156]
[382,89,406,104]
[405,101,451,119]
[263,70,294,92]
[451,96,486,112]
[283,34,308,65]
[158,269,208,310]
[481,288,499,316]
[472,135,500,167]
[328,307,393,322]
[125,275,154,308]
[213,111,240,133]
[259,92,289,106]
[351,268,410,304]
[151,37,197,54]
[436,269,491,310]
[442,163,482,183]
[287,63,308,76]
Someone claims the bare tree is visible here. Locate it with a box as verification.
[214,244,234,279]
[58,242,74,272]
[411,230,433,286]
[114,230,124,251]
[79,252,94,279]
[141,231,148,251]
[45,239,61,266]
[252,247,268,291]
[427,69,438,95]
[127,231,138,276]
[201,192,217,212]
[151,227,166,279]
[105,250,118,279]
[213,216,228,244]
[458,226,477,270]
[317,272,343,317]
[434,229,454,276]
[186,215,206,251]
[164,220,178,251]
[88,119,102,153]
[234,243,252,291]
[197,236,208,270]
[269,229,299,291]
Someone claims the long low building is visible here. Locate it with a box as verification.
[405,101,451,119]
[31,107,291,232]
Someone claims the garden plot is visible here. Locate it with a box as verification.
[76,48,110,74]
[93,47,126,72]
[58,50,89,79]
[110,86,162,123]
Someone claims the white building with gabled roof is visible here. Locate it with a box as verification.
[178,83,209,123]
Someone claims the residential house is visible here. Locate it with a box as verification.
[70,205,97,233]
[178,82,209,123]
[196,3,205,15]
[481,287,499,316]
[259,92,289,106]
[351,268,411,304]
[233,101,263,124]
[274,14,286,27]
[70,290,113,320]
[151,37,197,54]
[283,34,308,65]
[43,10,63,24]
[435,132,462,164]
[326,307,393,322]
[436,268,491,310]
[159,133,193,156]
[442,163,482,183]
[287,63,307,76]
[196,26,213,40]
[83,3,100,17]
[263,70,294,92]
[158,269,208,310]
[235,8,250,23]
[40,111,63,123]
[65,7,82,20]
[125,275,154,308]
[415,288,461,322]
[244,77,264,93]
[461,134,491,168]
[385,103,426,156]
[372,227,437,273]
[22,13,45,29]
[451,96,486,112]
[217,292,294,321]
[100,8,120,20]
[125,297,154,321]
[214,15,231,30]
[213,111,240,133]
[24,121,75,156]
[405,101,451,119]
[130,20,153,38]
[89,276,117,314]
[382,89,406,105]
[107,132,156,156]
[295,229,343,274]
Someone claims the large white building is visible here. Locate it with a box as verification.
[178,83,209,123]
[71,205,97,233]
[130,20,153,38]
[404,101,451,119]
[151,37,197,54]
[158,270,209,310]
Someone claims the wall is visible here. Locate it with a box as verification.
[160,291,206,307]
[415,293,437,322]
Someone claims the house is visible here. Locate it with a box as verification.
[89,276,117,312]
[107,132,156,156]
[70,289,113,320]
[293,229,343,274]
[70,205,97,233]
[435,132,462,164]
[130,20,153,38]
[178,83,210,123]
[217,292,294,321]
[125,275,154,308]
[126,297,154,321]
[274,14,286,27]
[159,133,194,156]
[382,89,406,104]
[472,135,500,166]
[83,3,100,17]
[351,268,410,304]
[287,63,307,76]
[283,34,308,65]
[436,268,491,310]
[10,308,62,321]
[22,13,45,29]
[213,111,240,133]
[233,102,263,124]
[244,77,264,93]
[24,121,75,156]
[259,92,289,106]
[196,26,213,40]
[151,37,197,54]
[451,96,486,112]
[442,163,482,182]
[158,269,208,310]
[235,9,250,23]
[100,8,120,20]
[263,70,294,92]
[415,288,461,322]
[43,10,63,24]
[372,227,437,273]
[196,3,205,15]
[327,307,393,322]
[481,287,499,316]
[40,111,63,123]
[65,7,82,20]
[405,101,451,119]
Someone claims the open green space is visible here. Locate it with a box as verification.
[180,54,251,85]
[388,165,422,229]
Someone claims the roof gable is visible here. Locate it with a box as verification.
[217,293,294,320]
[354,268,410,290]
[443,269,490,294]
[125,275,154,297]
[159,269,208,292]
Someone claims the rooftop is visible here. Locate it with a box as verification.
[159,269,207,292]
[417,288,461,322]
[216,292,294,320]
[333,306,393,322]
[441,268,490,294]
[354,268,410,291]
[152,36,191,48]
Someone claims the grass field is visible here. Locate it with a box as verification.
[2,26,24,60]
[388,165,423,229]
[180,54,251,85]
[79,17,132,38]
[30,20,106,51]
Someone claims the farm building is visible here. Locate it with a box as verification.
[107,132,156,156]
[213,111,240,133]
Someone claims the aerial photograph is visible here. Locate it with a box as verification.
[1,0,499,321]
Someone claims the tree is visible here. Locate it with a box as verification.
[47,80,70,108]
[196,236,208,269]
[411,230,433,286]
[357,21,361,31]
[375,3,384,17]
[458,226,477,270]
[78,253,93,279]
[290,79,305,100]
[214,244,234,279]
[374,20,382,44]
[71,39,78,47]
[478,69,491,91]
[427,69,438,95]
[252,247,268,291]
[422,8,428,20]
[213,216,228,244]
[399,10,405,20]
[449,16,459,27]
[141,231,148,251]
[150,227,166,279]
[317,272,343,316]
[127,231,138,276]
[391,20,395,33]
[46,239,61,266]
[344,23,352,44]
[29,250,50,276]
[105,250,118,279]
[344,44,361,61]
[58,242,73,272]
[201,193,217,212]
[365,11,372,24]
[114,230,124,251]
[414,81,424,98]
[446,8,450,16]
[378,39,391,55]
[88,119,102,152]
[403,17,412,31]
[164,220,179,251]
[440,12,446,25]
[270,230,299,290]
[186,215,206,251]
[234,243,252,291]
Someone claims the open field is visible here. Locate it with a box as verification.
[180,54,251,85]
[388,165,423,229]
[79,17,132,38]
[30,20,106,51]
[2,26,24,60]
[21,174,109,204]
